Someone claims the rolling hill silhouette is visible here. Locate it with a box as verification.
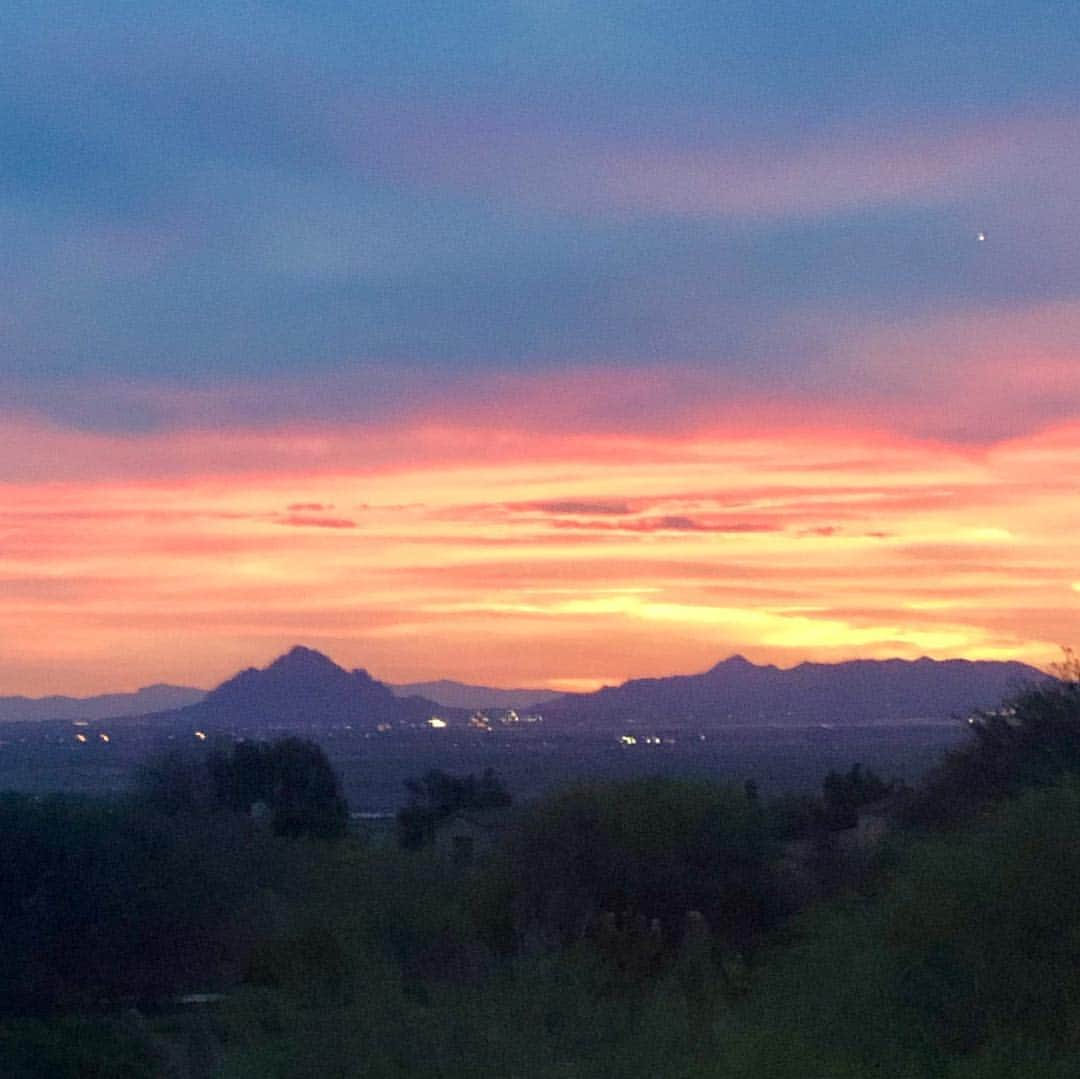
[0,684,206,723]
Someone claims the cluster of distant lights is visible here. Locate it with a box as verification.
[425,709,544,731]
[73,727,208,743]
[67,722,704,746]
[65,715,554,742]
[63,722,717,747]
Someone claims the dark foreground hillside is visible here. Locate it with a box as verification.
[1,664,1078,1078]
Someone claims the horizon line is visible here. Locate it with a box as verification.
[2,645,1055,703]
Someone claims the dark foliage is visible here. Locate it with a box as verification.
[0,794,276,1011]
[396,767,511,848]
[138,736,348,839]
[503,777,779,954]
[821,762,892,829]
[0,1017,158,1078]
[10,653,1080,1076]
[210,737,349,839]
[905,656,1080,826]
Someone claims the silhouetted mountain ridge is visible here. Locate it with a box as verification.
[0,684,207,723]
[541,654,1049,727]
[160,646,451,730]
[390,679,561,711]
[83,648,1050,733]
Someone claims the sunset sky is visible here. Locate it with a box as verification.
[4,4,1079,695]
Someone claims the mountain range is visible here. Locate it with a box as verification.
[540,654,1047,727]
[0,684,206,724]
[3,648,1049,731]
[0,667,556,724]
[389,679,560,711]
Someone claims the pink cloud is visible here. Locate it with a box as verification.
[340,102,1080,220]
[826,299,1080,440]
[590,115,1080,219]
[0,377,1066,501]
[7,283,1080,485]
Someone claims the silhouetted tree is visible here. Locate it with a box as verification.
[133,748,217,816]
[137,737,348,839]
[211,737,348,839]
[821,763,890,830]
[397,768,511,848]
[906,652,1080,826]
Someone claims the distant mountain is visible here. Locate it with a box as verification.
[540,655,1049,728]
[390,679,561,711]
[157,646,449,730]
[0,684,207,723]
[63,649,1048,734]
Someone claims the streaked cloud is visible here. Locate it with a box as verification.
[0,412,1073,693]
[276,514,357,530]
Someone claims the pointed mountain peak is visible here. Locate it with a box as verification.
[267,646,346,676]
[709,654,756,672]
[192,645,434,729]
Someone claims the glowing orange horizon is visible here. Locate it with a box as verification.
[1,406,1075,697]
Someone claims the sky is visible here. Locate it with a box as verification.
[3,2,1079,695]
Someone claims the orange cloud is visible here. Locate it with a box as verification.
[0,406,1075,695]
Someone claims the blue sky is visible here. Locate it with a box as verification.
[5,2,1080,434]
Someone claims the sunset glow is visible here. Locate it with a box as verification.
[4,5,1079,695]
[3,403,1076,694]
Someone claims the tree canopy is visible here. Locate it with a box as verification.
[397,768,511,849]
[137,736,348,839]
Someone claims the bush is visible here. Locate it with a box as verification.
[906,660,1080,826]
[503,777,778,953]
[397,768,511,849]
[717,777,1080,1075]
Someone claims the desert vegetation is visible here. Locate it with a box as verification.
[2,666,1079,1077]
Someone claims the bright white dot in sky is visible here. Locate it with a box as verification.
[977,231,986,242]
